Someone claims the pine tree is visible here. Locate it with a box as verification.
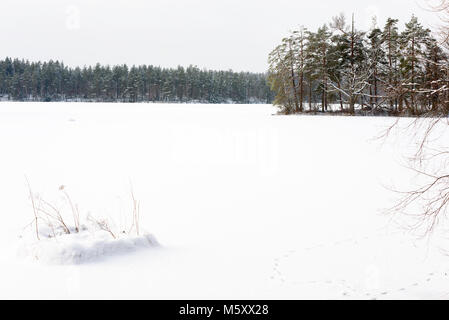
[381,18,401,112]
[307,25,332,112]
[292,27,308,112]
[268,43,295,113]
[400,16,431,114]
[366,18,387,111]
[330,13,368,114]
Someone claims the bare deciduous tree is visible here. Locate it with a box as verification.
[428,0,449,47]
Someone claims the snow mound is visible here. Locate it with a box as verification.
[18,226,159,265]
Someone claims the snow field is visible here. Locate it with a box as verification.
[0,102,448,299]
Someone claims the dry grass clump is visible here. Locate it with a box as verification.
[25,179,143,241]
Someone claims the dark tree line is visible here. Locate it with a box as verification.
[0,58,274,104]
[269,15,449,116]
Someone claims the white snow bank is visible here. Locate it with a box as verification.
[17,225,159,265]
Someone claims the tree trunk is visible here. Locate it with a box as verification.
[309,81,313,111]
[291,67,299,113]
[374,68,378,108]
[349,95,355,114]
[299,72,304,112]
[411,37,416,114]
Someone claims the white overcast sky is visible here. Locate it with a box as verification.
[0,0,444,72]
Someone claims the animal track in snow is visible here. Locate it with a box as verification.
[270,231,449,299]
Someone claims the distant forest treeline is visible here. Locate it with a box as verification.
[269,15,449,116]
[0,58,274,104]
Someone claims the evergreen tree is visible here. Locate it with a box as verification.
[400,16,431,114]
[307,25,332,112]
[366,18,387,110]
[382,18,401,111]
[330,14,368,114]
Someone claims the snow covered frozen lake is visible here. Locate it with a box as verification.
[0,102,448,299]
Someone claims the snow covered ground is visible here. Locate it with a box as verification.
[0,102,448,300]
[17,225,159,265]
